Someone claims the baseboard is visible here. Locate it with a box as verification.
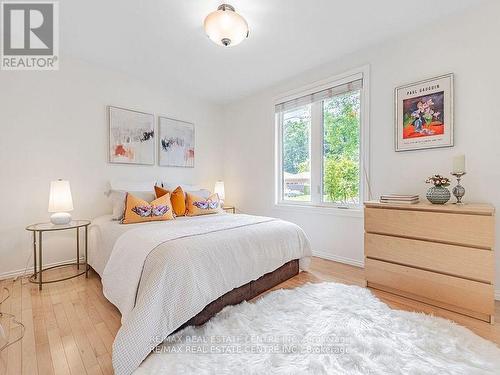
[311,250,364,268]
[0,257,84,281]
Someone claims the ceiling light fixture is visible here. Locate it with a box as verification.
[203,4,249,47]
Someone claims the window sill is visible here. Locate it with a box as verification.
[273,203,364,218]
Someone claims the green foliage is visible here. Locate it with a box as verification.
[323,94,360,161]
[297,160,309,173]
[323,92,360,202]
[324,158,359,202]
[283,117,309,174]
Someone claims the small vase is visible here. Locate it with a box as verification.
[426,185,451,204]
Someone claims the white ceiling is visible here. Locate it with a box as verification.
[62,0,483,104]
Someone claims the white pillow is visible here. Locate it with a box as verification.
[159,182,211,199]
[162,183,201,192]
[185,189,211,199]
[109,190,155,220]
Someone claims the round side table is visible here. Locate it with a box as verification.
[26,220,91,290]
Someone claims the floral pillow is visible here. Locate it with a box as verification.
[122,192,174,224]
[185,193,223,217]
[109,189,155,220]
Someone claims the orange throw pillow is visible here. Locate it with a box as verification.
[154,185,186,217]
[185,192,222,217]
[122,192,174,224]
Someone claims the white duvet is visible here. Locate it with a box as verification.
[90,213,311,375]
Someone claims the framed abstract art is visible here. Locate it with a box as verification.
[108,106,155,165]
[158,116,195,167]
[394,73,454,151]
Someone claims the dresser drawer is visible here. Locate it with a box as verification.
[365,207,494,249]
[365,233,494,283]
[365,259,494,317]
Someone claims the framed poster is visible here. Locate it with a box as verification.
[158,116,195,167]
[108,106,155,165]
[395,73,453,151]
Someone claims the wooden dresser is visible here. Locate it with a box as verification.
[364,201,495,323]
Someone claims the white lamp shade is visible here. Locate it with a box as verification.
[48,180,74,213]
[214,181,225,201]
[204,6,249,47]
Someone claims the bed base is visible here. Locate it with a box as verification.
[175,259,299,332]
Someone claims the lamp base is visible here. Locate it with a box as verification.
[50,212,72,225]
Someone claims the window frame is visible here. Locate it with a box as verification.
[274,66,370,212]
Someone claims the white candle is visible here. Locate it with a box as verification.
[452,154,466,173]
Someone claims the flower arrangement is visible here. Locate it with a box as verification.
[426,174,450,187]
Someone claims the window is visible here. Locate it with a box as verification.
[281,105,311,202]
[275,68,368,209]
[322,90,361,204]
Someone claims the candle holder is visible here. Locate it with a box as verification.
[450,172,466,204]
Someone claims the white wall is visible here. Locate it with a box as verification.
[223,1,500,288]
[1,2,499,290]
[0,58,225,278]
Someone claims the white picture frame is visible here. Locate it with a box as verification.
[395,73,454,152]
[108,106,155,165]
[158,116,195,168]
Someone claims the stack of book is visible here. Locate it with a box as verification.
[380,194,419,204]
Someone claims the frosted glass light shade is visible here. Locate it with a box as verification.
[214,181,225,201]
[204,4,249,47]
[48,180,74,213]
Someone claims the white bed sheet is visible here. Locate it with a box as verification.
[89,215,125,276]
[88,214,216,276]
[89,213,312,375]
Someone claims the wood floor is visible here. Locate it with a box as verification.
[0,257,499,374]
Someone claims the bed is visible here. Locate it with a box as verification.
[89,212,311,375]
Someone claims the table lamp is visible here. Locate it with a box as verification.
[214,181,225,202]
[48,179,74,225]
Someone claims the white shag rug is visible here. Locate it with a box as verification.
[136,282,500,375]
